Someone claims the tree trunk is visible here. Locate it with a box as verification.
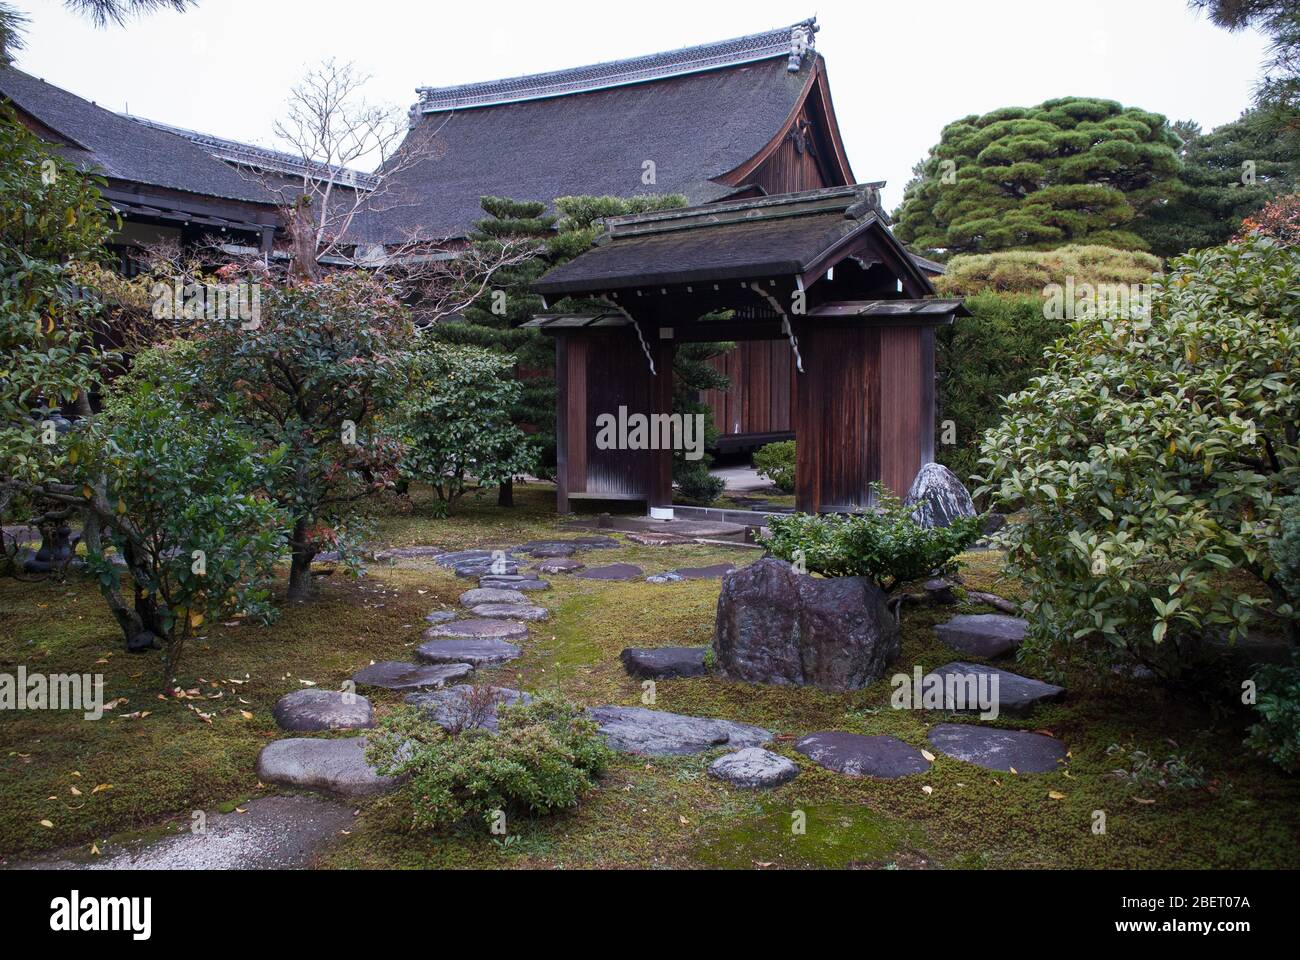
[497,477,514,507]
[288,519,316,599]
[289,196,321,282]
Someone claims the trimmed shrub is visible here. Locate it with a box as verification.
[753,440,796,493]
[1246,654,1300,773]
[934,244,1162,296]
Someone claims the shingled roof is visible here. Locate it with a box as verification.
[0,66,274,205]
[358,18,845,243]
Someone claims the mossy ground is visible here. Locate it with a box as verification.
[2,484,1298,869]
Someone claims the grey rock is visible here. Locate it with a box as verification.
[793,731,931,778]
[255,737,399,796]
[471,602,549,621]
[927,723,1067,773]
[983,513,1008,536]
[455,560,519,578]
[576,563,643,581]
[648,563,735,584]
[587,705,771,756]
[707,747,799,789]
[934,613,1027,658]
[405,685,532,732]
[924,578,959,605]
[646,571,684,584]
[534,558,585,574]
[376,545,449,561]
[523,543,575,558]
[423,618,529,642]
[620,646,708,679]
[904,462,977,529]
[424,610,457,624]
[417,637,523,666]
[432,549,493,568]
[713,557,899,690]
[272,689,373,732]
[352,660,473,692]
[479,577,550,592]
[458,587,529,607]
[927,661,1065,716]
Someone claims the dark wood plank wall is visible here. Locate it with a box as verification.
[747,106,832,195]
[702,340,795,438]
[879,327,925,497]
[793,323,880,512]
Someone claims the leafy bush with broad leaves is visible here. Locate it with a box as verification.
[766,488,982,591]
[367,689,611,832]
[1273,496,1300,606]
[978,237,1300,680]
[753,440,796,493]
[396,341,537,515]
[1246,654,1300,773]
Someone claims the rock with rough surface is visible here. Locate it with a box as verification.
[708,747,799,788]
[406,685,532,732]
[272,689,373,732]
[534,558,585,574]
[424,610,456,624]
[620,646,708,679]
[904,462,977,529]
[927,661,1065,716]
[793,731,931,778]
[458,587,529,607]
[471,602,549,621]
[423,618,528,642]
[576,563,643,581]
[713,557,899,690]
[927,723,1067,773]
[255,737,399,796]
[352,660,473,692]
[934,613,1026,658]
[479,576,550,592]
[587,705,771,755]
[416,637,522,667]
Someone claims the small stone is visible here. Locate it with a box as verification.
[620,647,708,679]
[416,637,522,666]
[669,563,736,580]
[794,731,931,778]
[406,685,532,732]
[904,462,977,529]
[646,571,684,584]
[525,544,575,558]
[424,610,456,624]
[255,737,399,796]
[271,689,373,732]
[587,706,771,756]
[934,614,1027,658]
[927,723,1067,773]
[923,579,958,605]
[534,558,585,574]
[471,603,549,621]
[708,747,799,789]
[376,545,449,561]
[456,561,518,578]
[423,618,528,642]
[352,661,473,692]
[432,549,493,568]
[927,661,1065,716]
[576,563,643,581]
[458,587,529,607]
[479,577,550,592]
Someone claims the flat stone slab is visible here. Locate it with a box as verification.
[587,706,771,756]
[620,646,708,679]
[576,563,643,581]
[927,723,1067,773]
[8,795,355,871]
[708,747,799,789]
[432,549,492,568]
[375,545,449,561]
[455,560,519,578]
[272,689,373,732]
[647,564,736,584]
[793,731,931,778]
[935,614,1027,658]
[424,610,456,624]
[517,543,575,558]
[255,737,400,796]
[534,558,585,574]
[471,602,549,621]
[417,637,522,667]
[352,660,473,692]
[406,685,532,732]
[928,661,1065,716]
[423,618,529,642]
[458,587,529,607]
[479,576,550,592]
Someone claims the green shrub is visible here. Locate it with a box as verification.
[978,237,1300,677]
[1273,496,1300,608]
[674,461,724,504]
[1246,655,1300,773]
[367,689,611,832]
[753,440,796,492]
[934,245,1162,296]
[766,488,982,591]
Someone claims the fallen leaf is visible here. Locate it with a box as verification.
[920,749,936,763]
[92,784,112,794]
[1009,767,1019,775]
[921,785,934,795]
[240,710,254,720]
[1048,791,1066,800]
[70,786,81,797]
[39,819,54,828]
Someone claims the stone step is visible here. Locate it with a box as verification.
[647,563,735,583]
[479,576,550,592]
[416,636,523,667]
[470,602,549,621]
[620,646,708,679]
[927,661,1065,716]
[586,705,770,755]
[575,563,644,581]
[255,736,400,796]
[423,618,529,642]
[793,731,931,778]
[352,660,473,692]
[708,747,799,789]
[458,587,531,607]
[272,690,373,732]
[934,613,1027,658]
[405,685,532,732]
[927,723,1067,773]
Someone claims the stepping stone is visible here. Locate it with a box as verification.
[647,563,735,584]
[255,737,400,797]
[576,563,643,581]
[479,577,550,592]
[458,587,529,607]
[708,747,799,789]
[423,618,528,641]
[471,602,548,621]
[272,689,373,732]
[928,661,1065,716]
[417,637,522,666]
[432,549,492,568]
[352,660,473,692]
[522,543,576,558]
[928,723,1067,773]
[534,558,585,574]
[935,613,1026,658]
[620,646,708,679]
[376,545,448,561]
[424,610,456,624]
[793,731,931,778]
[406,685,532,732]
[924,578,958,605]
[455,560,519,578]
[586,706,771,756]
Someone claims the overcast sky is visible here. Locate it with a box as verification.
[14,0,1272,209]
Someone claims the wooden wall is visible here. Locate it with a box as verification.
[746,107,833,195]
[879,327,935,497]
[702,339,795,439]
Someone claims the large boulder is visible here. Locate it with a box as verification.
[904,462,977,529]
[713,557,899,690]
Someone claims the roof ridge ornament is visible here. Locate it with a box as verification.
[789,18,818,72]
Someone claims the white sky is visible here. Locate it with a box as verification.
[13,0,1272,209]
